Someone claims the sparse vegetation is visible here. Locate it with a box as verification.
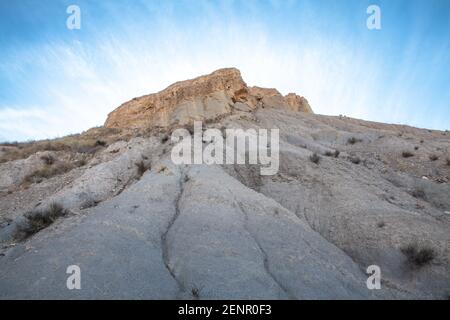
[0,141,19,147]
[309,153,320,164]
[40,154,55,165]
[324,150,340,158]
[161,134,169,144]
[95,140,107,147]
[0,127,127,164]
[446,158,450,166]
[76,145,103,154]
[191,285,203,299]
[81,198,99,209]
[158,165,168,173]
[402,151,414,158]
[349,156,361,164]
[347,137,362,145]
[377,221,385,228]
[135,160,150,177]
[74,157,88,167]
[22,162,74,185]
[411,188,426,199]
[14,203,68,240]
[429,154,439,161]
[401,243,436,267]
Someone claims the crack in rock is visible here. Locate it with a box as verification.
[228,190,296,299]
[160,168,186,295]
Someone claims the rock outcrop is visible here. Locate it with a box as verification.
[1,69,449,300]
[284,93,313,113]
[104,68,313,129]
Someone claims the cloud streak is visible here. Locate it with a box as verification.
[1,0,449,141]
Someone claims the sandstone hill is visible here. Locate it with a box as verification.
[104,68,313,129]
[0,69,449,299]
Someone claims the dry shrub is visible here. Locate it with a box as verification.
[347,137,362,145]
[429,154,439,161]
[401,243,436,268]
[22,162,74,185]
[402,151,414,158]
[309,153,320,164]
[14,203,68,240]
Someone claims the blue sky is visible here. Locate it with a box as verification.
[1,0,449,141]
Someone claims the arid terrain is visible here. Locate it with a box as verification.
[0,68,449,299]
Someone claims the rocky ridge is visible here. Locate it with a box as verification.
[0,68,449,299]
[104,68,313,129]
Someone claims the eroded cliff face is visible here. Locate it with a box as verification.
[1,69,449,300]
[104,68,313,129]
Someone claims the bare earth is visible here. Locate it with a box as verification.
[0,69,449,299]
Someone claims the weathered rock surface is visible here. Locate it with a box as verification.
[0,69,449,299]
[104,68,313,129]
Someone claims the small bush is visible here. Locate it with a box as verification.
[161,134,169,144]
[402,151,414,158]
[22,162,74,185]
[95,140,107,147]
[135,160,149,177]
[349,156,361,164]
[191,285,203,299]
[446,158,450,166]
[81,198,99,209]
[401,243,436,267]
[377,221,386,228]
[74,157,88,167]
[75,145,102,154]
[15,203,68,240]
[347,137,362,145]
[411,188,426,199]
[414,146,419,151]
[309,153,320,164]
[429,154,439,161]
[40,154,55,165]
[325,150,340,158]
[158,165,168,173]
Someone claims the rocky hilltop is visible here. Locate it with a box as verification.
[104,68,312,129]
[0,68,449,299]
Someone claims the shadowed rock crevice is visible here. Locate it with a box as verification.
[232,197,296,299]
[161,168,187,295]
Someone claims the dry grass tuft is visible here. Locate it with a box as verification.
[0,127,127,164]
[22,162,74,185]
[402,151,414,158]
[401,243,436,268]
[14,203,68,240]
[429,154,439,161]
[309,153,320,164]
[347,137,362,145]
[135,160,150,177]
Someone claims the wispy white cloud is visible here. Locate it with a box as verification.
[1,0,448,141]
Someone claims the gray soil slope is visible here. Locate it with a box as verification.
[0,71,449,299]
